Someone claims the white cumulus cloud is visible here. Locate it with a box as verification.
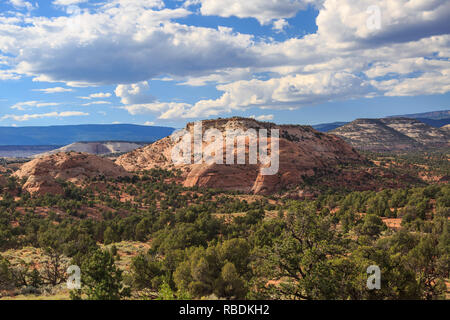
[115,81,155,105]
[9,0,34,10]
[52,0,88,6]
[79,92,112,99]
[250,114,274,121]
[0,0,448,121]
[1,111,89,121]
[198,0,319,25]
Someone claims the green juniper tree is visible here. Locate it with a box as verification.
[70,249,130,300]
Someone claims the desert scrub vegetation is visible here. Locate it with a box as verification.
[0,166,448,300]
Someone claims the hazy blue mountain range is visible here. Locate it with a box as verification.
[313,109,449,132]
[413,118,450,128]
[0,124,175,146]
[311,122,348,132]
[388,110,450,128]
[389,110,450,120]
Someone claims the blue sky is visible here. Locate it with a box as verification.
[0,0,449,128]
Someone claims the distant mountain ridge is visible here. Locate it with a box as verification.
[0,124,175,145]
[313,109,450,132]
[330,117,450,151]
[388,109,450,128]
[389,110,450,120]
[311,122,347,132]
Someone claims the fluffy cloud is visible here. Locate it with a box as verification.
[79,92,112,99]
[115,81,155,104]
[197,0,318,25]
[364,58,449,78]
[123,102,191,119]
[272,19,289,33]
[9,0,34,10]
[52,0,88,6]
[1,111,89,121]
[373,70,450,97]
[316,0,450,47]
[0,69,20,80]
[81,101,111,106]
[250,114,274,121]
[11,101,60,110]
[1,2,254,85]
[32,87,74,93]
[159,71,373,119]
[0,0,449,120]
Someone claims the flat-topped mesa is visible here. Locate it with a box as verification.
[331,117,450,152]
[116,117,363,195]
[14,152,131,195]
[34,141,146,158]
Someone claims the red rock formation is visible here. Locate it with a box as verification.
[117,117,364,195]
[14,152,131,195]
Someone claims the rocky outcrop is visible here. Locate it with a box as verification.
[117,117,364,194]
[442,124,450,132]
[14,152,131,195]
[331,118,450,151]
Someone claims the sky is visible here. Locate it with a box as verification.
[0,0,449,128]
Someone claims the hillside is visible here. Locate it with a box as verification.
[13,152,131,195]
[331,118,450,151]
[117,117,364,195]
[34,141,147,158]
[0,124,175,145]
